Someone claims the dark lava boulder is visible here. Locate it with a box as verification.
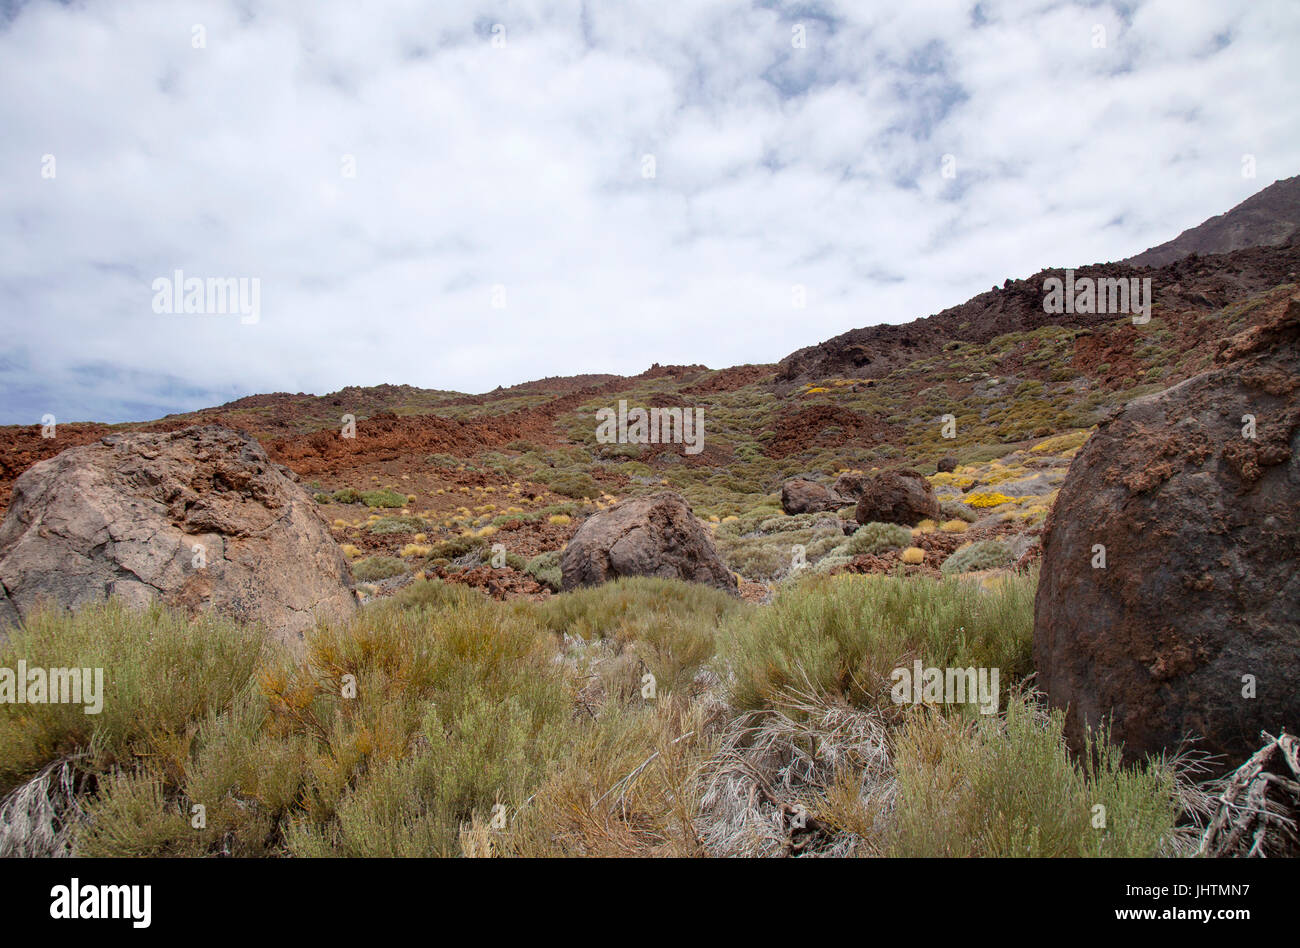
[854,469,941,526]
[832,472,869,502]
[1034,292,1300,772]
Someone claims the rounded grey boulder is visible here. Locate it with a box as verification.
[560,491,737,594]
[780,478,843,514]
[0,425,356,644]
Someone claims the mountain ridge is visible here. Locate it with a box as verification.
[1122,174,1300,268]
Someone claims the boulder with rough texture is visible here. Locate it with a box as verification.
[854,469,941,526]
[936,455,958,473]
[560,491,736,594]
[0,425,356,643]
[780,478,843,515]
[832,472,868,502]
[1034,292,1300,772]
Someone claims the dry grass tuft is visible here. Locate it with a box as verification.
[0,756,90,857]
[1199,731,1299,857]
[694,687,894,857]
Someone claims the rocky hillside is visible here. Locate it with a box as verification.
[2,178,1299,607]
[1123,175,1300,267]
[1,181,1297,861]
[776,234,1300,385]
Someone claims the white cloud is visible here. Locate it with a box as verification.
[1,0,1298,422]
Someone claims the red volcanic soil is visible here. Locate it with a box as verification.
[764,405,901,460]
[1070,324,1149,386]
[429,565,551,601]
[0,423,119,513]
[0,365,657,519]
[491,518,578,558]
[266,412,505,478]
[263,375,646,476]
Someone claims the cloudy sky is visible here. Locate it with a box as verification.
[2,0,1298,424]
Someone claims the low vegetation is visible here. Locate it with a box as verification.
[0,570,1208,858]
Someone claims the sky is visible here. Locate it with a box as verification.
[2,0,1299,424]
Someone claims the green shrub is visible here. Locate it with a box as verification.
[330,488,363,504]
[540,471,602,500]
[75,771,195,856]
[888,693,1191,856]
[0,602,264,795]
[538,578,743,702]
[847,521,912,556]
[757,513,834,534]
[352,556,410,582]
[278,593,572,856]
[524,550,562,592]
[940,499,979,523]
[720,571,1035,712]
[77,696,309,857]
[809,549,854,574]
[716,525,843,582]
[536,576,742,643]
[360,488,408,509]
[940,540,1013,575]
[713,512,847,581]
[368,515,427,535]
[0,562,1193,859]
[390,577,485,611]
[423,535,486,566]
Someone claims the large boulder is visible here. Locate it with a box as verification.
[780,478,843,515]
[560,491,737,594]
[1034,292,1300,771]
[0,425,356,644]
[854,469,941,526]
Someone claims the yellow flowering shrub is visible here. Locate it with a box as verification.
[965,492,1014,508]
